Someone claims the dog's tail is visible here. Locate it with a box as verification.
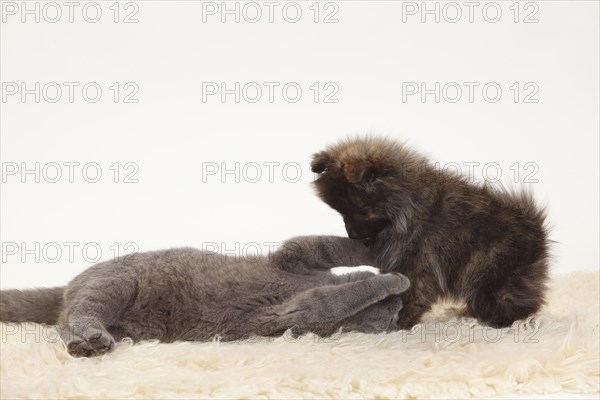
[0,287,64,324]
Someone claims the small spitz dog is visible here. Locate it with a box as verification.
[311,136,550,328]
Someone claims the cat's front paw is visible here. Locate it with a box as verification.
[64,328,114,357]
[379,272,411,295]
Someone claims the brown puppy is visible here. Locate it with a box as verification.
[311,136,550,329]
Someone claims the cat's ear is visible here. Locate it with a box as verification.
[310,152,332,174]
[343,159,375,184]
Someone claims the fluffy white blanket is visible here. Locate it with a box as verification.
[1,272,598,399]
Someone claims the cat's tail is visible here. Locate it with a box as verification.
[0,287,64,324]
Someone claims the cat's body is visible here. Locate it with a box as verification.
[1,236,410,357]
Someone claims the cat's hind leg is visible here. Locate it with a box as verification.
[58,264,137,357]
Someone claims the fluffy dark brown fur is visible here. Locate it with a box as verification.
[311,136,550,329]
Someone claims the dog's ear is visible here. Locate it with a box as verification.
[343,159,375,184]
[310,152,331,173]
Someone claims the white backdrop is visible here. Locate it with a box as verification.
[1,1,598,289]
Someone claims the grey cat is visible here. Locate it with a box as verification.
[0,236,410,357]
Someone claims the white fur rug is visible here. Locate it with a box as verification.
[1,272,598,399]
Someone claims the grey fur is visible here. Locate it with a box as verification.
[1,236,410,357]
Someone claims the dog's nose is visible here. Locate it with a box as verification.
[345,222,361,239]
[347,230,361,239]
